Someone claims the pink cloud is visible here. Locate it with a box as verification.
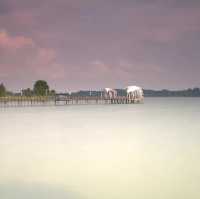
[0,30,34,49]
[0,30,65,81]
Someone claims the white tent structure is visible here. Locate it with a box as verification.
[126,85,144,102]
[104,88,117,99]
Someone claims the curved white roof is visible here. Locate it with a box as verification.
[104,88,114,92]
[126,85,142,92]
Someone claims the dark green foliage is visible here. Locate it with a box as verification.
[115,89,127,96]
[70,88,200,97]
[22,88,33,97]
[49,90,56,96]
[0,83,6,96]
[33,80,49,96]
[143,88,200,97]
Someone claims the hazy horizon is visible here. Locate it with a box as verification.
[1,80,200,94]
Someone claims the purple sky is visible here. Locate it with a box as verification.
[0,0,200,92]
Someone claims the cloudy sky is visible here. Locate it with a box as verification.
[0,0,200,91]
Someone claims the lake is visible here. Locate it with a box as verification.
[0,98,200,199]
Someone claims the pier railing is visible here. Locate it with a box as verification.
[0,96,143,107]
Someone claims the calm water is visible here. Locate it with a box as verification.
[0,98,200,199]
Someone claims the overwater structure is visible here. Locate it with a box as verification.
[0,86,144,107]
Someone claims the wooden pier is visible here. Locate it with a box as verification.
[0,96,143,107]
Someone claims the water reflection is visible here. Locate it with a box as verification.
[0,98,200,199]
[0,183,80,199]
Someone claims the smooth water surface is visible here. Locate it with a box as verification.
[0,98,200,199]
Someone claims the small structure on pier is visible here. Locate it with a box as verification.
[104,88,117,99]
[126,85,144,102]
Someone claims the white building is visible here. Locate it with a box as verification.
[126,85,144,101]
[104,88,117,99]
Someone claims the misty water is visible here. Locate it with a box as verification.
[0,98,200,199]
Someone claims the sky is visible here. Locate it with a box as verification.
[0,0,200,92]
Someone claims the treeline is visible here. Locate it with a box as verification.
[70,88,200,97]
[0,80,55,97]
[0,80,200,97]
[0,83,6,97]
[144,88,200,97]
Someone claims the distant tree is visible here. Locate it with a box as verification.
[33,80,49,96]
[22,88,33,97]
[6,91,14,96]
[0,83,6,97]
[49,89,56,96]
[192,88,200,97]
